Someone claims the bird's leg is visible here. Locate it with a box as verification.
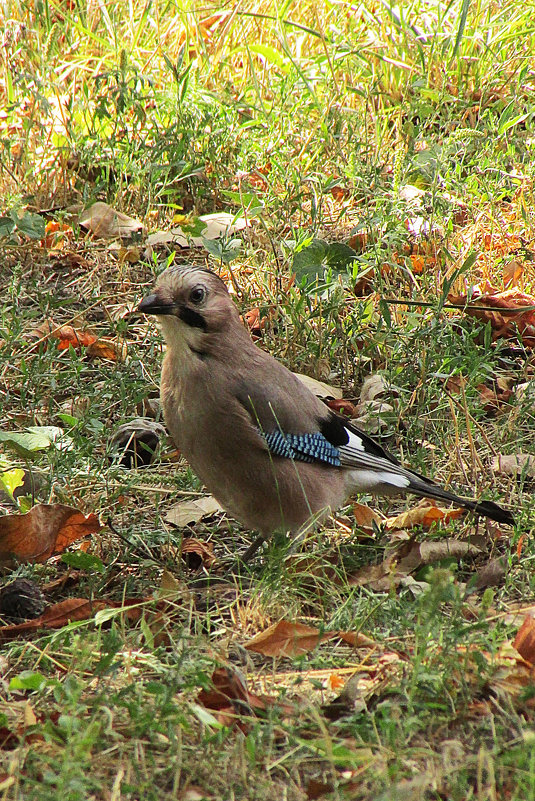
[239,532,272,564]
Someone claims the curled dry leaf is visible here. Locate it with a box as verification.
[491,453,535,478]
[448,286,535,347]
[0,597,142,641]
[79,201,144,239]
[181,537,216,568]
[513,615,535,665]
[0,503,101,565]
[352,502,384,531]
[41,220,72,250]
[109,418,166,467]
[359,374,393,403]
[325,398,357,417]
[385,501,465,530]
[348,537,481,590]
[196,666,295,729]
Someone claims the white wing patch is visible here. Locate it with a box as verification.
[338,425,412,492]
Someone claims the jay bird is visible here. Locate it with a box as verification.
[138,264,513,563]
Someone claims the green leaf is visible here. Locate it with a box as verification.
[0,468,25,498]
[0,430,53,457]
[26,426,73,452]
[0,217,16,237]
[248,44,289,72]
[221,190,264,214]
[292,239,357,281]
[180,216,207,237]
[202,237,242,264]
[10,211,46,240]
[9,671,47,691]
[61,552,105,573]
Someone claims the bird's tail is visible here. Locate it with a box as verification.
[407,478,514,526]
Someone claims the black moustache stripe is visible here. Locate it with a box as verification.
[179,306,207,331]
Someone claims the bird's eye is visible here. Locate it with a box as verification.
[189,286,206,305]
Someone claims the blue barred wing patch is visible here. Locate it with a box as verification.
[261,430,341,466]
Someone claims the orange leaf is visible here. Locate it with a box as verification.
[245,620,335,657]
[386,501,465,530]
[325,398,357,417]
[514,616,535,665]
[448,287,535,347]
[0,503,101,565]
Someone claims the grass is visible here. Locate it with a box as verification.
[1,0,535,798]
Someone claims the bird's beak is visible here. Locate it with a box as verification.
[137,293,175,316]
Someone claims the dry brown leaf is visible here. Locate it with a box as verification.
[338,630,376,648]
[145,211,251,251]
[165,496,223,527]
[245,620,335,657]
[352,502,383,530]
[503,259,524,288]
[196,666,295,729]
[448,286,535,347]
[0,503,101,565]
[474,556,507,590]
[79,201,143,238]
[491,453,535,477]
[347,558,397,591]
[0,597,142,641]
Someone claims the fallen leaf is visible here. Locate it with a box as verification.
[41,220,72,250]
[293,373,343,400]
[352,502,384,531]
[348,558,397,591]
[165,496,223,527]
[79,201,143,238]
[448,287,535,347]
[86,337,127,361]
[181,537,216,568]
[491,453,535,477]
[325,398,357,417]
[0,503,101,565]
[0,597,141,641]
[385,501,466,530]
[503,259,524,288]
[145,211,251,251]
[513,616,535,665]
[396,539,482,574]
[27,321,125,360]
[245,620,335,657]
[473,556,507,590]
[109,418,166,467]
[338,630,376,648]
[196,666,293,729]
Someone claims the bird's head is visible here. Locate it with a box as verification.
[138,265,241,355]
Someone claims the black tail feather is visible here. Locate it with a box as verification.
[409,481,514,526]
